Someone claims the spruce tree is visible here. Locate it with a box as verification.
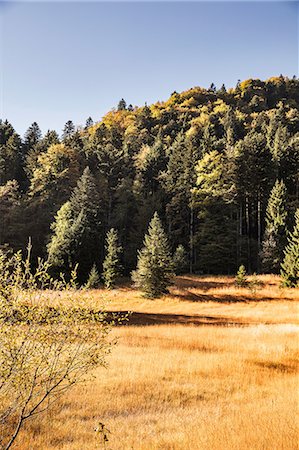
[47,168,102,279]
[102,228,122,289]
[132,212,174,298]
[261,180,288,273]
[85,264,101,289]
[173,245,188,275]
[281,209,299,287]
[47,201,74,270]
[85,117,94,129]
[62,120,75,142]
[23,122,42,153]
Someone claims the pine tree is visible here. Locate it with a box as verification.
[85,264,101,289]
[132,212,174,298]
[261,180,288,273]
[281,209,299,287]
[173,245,188,275]
[102,228,122,289]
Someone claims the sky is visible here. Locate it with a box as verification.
[0,1,298,136]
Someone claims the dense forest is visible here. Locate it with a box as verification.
[1,76,298,281]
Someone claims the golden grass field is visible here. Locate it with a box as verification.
[16,275,298,449]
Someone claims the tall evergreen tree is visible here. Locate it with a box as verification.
[261,180,288,273]
[0,133,23,185]
[132,212,174,298]
[162,133,200,254]
[47,201,75,270]
[117,99,127,111]
[281,209,299,287]
[23,122,42,154]
[62,120,75,142]
[85,117,94,129]
[47,167,103,279]
[102,228,122,289]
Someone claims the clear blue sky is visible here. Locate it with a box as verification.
[0,1,298,136]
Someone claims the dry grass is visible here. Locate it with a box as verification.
[16,275,299,449]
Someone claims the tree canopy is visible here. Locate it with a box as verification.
[0,76,298,280]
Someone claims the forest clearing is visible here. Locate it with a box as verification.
[15,275,299,450]
[2,2,299,449]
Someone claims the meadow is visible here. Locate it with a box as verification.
[16,275,298,450]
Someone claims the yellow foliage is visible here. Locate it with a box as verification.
[30,144,80,197]
[101,110,132,130]
[213,99,228,115]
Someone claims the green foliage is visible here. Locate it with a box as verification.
[235,264,247,287]
[47,167,102,279]
[47,201,74,269]
[62,120,75,142]
[102,228,122,289]
[0,77,298,278]
[85,263,101,289]
[173,244,188,275]
[132,212,174,298]
[261,180,288,272]
[281,209,299,287]
[29,143,80,200]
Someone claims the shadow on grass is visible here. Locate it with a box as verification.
[109,311,255,327]
[175,276,237,291]
[253,361,298,374]
[169,290,281,304]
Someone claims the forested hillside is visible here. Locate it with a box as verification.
[1,76,298,280]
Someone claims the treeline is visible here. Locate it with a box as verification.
[0,76,298,281]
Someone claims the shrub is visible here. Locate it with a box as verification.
[235,264,247,287]
[0,243,114,449]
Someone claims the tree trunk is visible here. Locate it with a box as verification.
[257,192,261,273]
[245,196,251,273]
[189,206,193,274]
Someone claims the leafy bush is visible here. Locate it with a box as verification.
[0,243,114,449]
[85,263,101,289]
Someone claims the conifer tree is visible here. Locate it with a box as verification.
[132,212,174,298]
[23,122,42,153]
[62,120,75,142]
[47,168,102,278]
[102,228,122,289]
[281,209,299,287]
[117,98,127,111]
[85,264,101,289]
[85,117,94,129]
[261,180,288,273]
[47,201,74,270]
[173,245,188,275]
